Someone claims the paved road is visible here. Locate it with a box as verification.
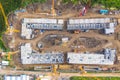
[1,69,120,80]
[1,69,120,77]
[60,73,120,77]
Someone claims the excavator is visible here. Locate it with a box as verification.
[2,50,19,61]
[0,2,19,35]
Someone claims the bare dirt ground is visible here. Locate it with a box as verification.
[4,1,120,73]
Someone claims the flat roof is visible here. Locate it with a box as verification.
[67,49,116,65]
[21,43,64,64]
[68,18,111,24]
[21,18,64,39]
[4,75,30,80]
[23,18,64,24]
[21,23,32,39]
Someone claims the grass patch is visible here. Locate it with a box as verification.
[70,76,120,80]
[0,39,8,52]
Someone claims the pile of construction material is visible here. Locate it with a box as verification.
[72,37,108,48]
[79,37,102,48]
[41,34,70,47]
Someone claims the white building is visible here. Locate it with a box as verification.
[67,49,116,65]
[104,28,114,34]
[21,22,33,39]
[67,18,117,32]
[104,24,115,34]
[21,18,64,39]
[4,75,30,80]
[2,61,9,66]
[21,43,64,64]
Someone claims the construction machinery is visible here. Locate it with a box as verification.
[2,50,19,60]
[51,0,56,16]
[79,66,100,80]
[0,2,19,35]
[53,64,57,74]
[79,66,87,74]
[52,64,60,76]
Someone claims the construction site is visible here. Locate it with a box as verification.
[1,0,120,80]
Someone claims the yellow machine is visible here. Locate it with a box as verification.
[0,2,19,35]
[79,66,87,74]
[79,66,100,80]
[2,51,19,60]
[51,0,56,16]
[52,64,59,76]
[53,64,57,74]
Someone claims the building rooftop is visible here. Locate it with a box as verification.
[21,43,64,64]
[21,18,64,39]
[4,75,31,80]
[67,48,116,65]
[22,18,64,30]
[21,23,33,39]
[68,18,111,24]
[67,18,117,30]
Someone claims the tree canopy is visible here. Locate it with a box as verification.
[62,0,120,9]
[99,0,120,9]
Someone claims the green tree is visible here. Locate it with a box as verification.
[99,0,120,10]
[62,0,98,8]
